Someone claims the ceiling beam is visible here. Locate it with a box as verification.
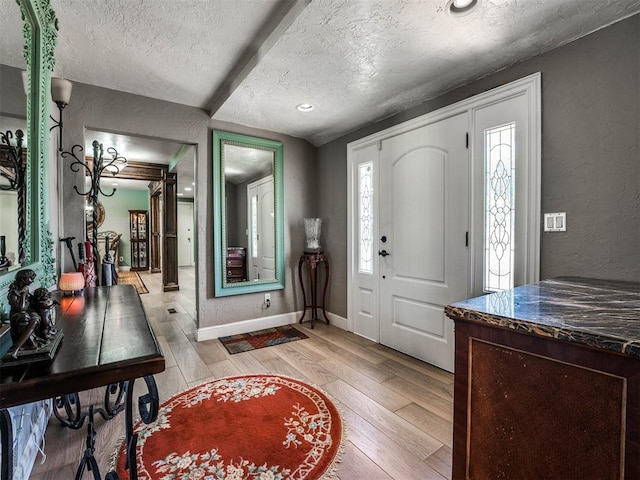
[206,0,311,117]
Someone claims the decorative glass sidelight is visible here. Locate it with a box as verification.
[484,123,515,292]
[358,162,373,274]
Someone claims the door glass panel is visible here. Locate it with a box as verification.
[484,122,515,292]
[358,162,373,274]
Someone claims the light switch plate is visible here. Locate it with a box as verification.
[544,212,566,232]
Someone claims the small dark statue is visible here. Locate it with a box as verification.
[7,269,59,359]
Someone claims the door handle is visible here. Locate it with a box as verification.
[378,249,390,257]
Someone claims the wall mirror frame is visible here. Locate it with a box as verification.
[0,0,57,299]
[213,130,284,297]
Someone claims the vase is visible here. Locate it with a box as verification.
[304,218,322,252]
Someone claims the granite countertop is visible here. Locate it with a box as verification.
[445,277,640,358]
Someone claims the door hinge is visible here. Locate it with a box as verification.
[465,133,469,149]
[465,231,469,247]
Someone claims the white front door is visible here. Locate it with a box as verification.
[378,113,469,372]
[348,74,540,373]
[177,202,194,267]
[247,175,275,280]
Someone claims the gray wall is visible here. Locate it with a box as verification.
[59,83,318,330]
[318,14,640,317]
[0,64,26,117]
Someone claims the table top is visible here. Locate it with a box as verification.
[445,277,640,358]
[0,285,165,408]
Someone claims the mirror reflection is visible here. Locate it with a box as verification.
[0,116,27,274]
[224,143,275,283]
[213,130,284,296]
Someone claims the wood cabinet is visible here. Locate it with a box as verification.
[129,210,149,271]
[446,279,640,480]
[226,247,246,283]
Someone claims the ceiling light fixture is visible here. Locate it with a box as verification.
[184,187,192,191]
[296,103,314,112]
[446,0,478,16]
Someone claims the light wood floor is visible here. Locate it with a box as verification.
[30,267,453,479]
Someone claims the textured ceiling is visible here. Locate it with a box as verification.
[2,0,640,148]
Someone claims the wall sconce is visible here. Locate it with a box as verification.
[50,77,73,152]
[58,271,84,295]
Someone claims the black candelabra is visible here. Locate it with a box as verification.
[61,140,126,275]
[0,129,26,264]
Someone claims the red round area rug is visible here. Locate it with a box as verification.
[113,374,344,479]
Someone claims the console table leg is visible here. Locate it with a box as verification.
[120,375,159,480]
[74,405,101,480]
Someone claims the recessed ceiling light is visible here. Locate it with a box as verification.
[446,0,478,16]
[184,187,192,191]
[191,182,195,186]
[296,103,314,112]
[177,193,184,196]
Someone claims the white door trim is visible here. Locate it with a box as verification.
[347,73,541,335]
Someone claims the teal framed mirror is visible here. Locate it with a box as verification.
[0,0,57,302]
[213,130,284,297]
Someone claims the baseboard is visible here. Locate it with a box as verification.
[325,311,348,331]
[196,311,348,341]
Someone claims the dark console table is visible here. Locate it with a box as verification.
[0,285,165,480]
[298,251,329,328]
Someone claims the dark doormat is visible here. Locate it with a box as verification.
[219,325,308,354]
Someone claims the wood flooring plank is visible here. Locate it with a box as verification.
[259,356,314,384]
[271,344,338,386]
[228,351,270,375]
[159,319,190,344]
[395,402,453,448]
[423,445,453,479]
[319,356,412,412]
[29,462,77,480]
[169,341,213,383]
[188,373,217,389]
[379,359,453,402]
[382,376,453,422]
[369,343,454,385]
[207,359,242,379]
[322,379,443,460]
[338,403,447,480]
[246,343,281,362]
[336,441,394,480]
[188,337,228,365]
[157,335,177,368]
[301,335,395,384]
[303,323,379,348]
[153,364,189,402]
[301,325,389,365]
[173,313,197,335]
[283,335,327,363]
